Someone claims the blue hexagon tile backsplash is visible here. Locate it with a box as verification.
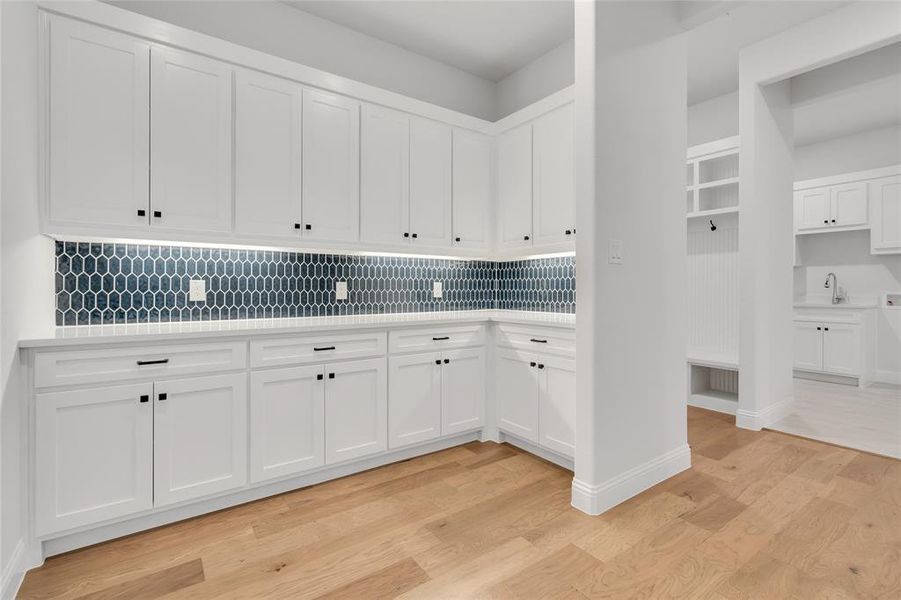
[54,241,575,325]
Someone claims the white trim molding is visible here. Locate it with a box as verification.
[570,445,691,516]
[0,541,27,600]
[736,396,795,431]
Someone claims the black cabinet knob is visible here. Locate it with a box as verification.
[153,210,162,218]
[565,230,572,235]
[530,361,537,367]
[139,395,149,403]
[824,327,829,331]
[305,224,312,230]
[523,235,530,241]
[328,373,335,379]
[538,364,545,369]
[572,228,576,234]
[455,237,461,242]
[294,223,301,229]
[435,359,441,365]
[831,219,836,223]
[443,358,449,364]
[137,209,146,217]
[824,220,828,224]
[158,393,167,401]
[412,233,418,239]
[403,232,410,238]
[316,373,323,380]
[817,327,822,330]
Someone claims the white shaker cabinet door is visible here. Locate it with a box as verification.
[36,383,153,535]
[302,89,361,242]
[441,348,486,436]
[497,124,534,248]
[410,118,453,248]
[532,103,575,245]
[250,366,325,484]
[235,70,303,238]
[360,104,410,245]
[495,348,540,443]
[822,323,860,376]
[388,353,441,449]
[870,175,901,253]
[794,188,830,230]
[150,48,233,233]
[793,321,823,371]
[452,130,491,249]
[830,182,867,227]
[154,373,248,506]
[324,358,388,464]
[538,354,576,458]
[49,18,150,230]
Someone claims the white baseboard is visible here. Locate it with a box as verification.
[570,444,691,516]
[872,369,901,386]
[736,396,794,431]
[1,540,27,600]
[688,392,738,415]
[498,431,573,471]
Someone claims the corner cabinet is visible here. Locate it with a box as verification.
[497,124,534,249]
[451,130,491,249]
[150,48,234,233]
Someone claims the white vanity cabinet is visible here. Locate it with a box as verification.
[793,308,874,385]
[494,325,576,458]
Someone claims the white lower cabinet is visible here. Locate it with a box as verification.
[324,358,388,464]
[793,320,862,377]
[496,347,575,458]
[388,348,484,449]
[36,383,154,536]
[496,348,540,444]
[154,373,248,507]
[250,365,325,483]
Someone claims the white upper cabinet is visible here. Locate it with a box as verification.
[870,175,901,254]
[497,124,534,248]
[153,373,248,506]
[795,188,830,230]
[35,382,153,535]
[795,182,867,231]
[532,104,575,245]
[49,18,150,230]
[410,118,453,247]
[452,130,491,249]
[150,48,233,233]
[361,105,411,244]
[235,70,303,238]
[302,89,360,241]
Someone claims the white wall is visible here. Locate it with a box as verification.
[105,0,497,120]
[794,125,901,181]
[495,38,574,120]
[687,90,738,147]
[1,0,55,589]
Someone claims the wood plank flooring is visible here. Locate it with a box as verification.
[20,407,901,599]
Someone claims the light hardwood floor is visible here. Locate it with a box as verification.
[19,407,901,599]
[769,378,901,459]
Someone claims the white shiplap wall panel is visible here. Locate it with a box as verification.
[687,215,739,356]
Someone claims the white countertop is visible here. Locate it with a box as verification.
[793,301,879,310]
[19,310,575,349]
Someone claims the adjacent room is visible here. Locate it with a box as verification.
[0,1,898,598]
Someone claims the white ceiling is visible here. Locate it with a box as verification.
[792,43,901,147]
[282,0,575,83]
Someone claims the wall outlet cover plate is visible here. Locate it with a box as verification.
[336,281,348,301]
[433,281,443,299]
[189,279,206,302]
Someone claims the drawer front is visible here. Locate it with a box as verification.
[34,342,248,389]
[389,325,485,354]
[251,331,387,368]
[495,324,575,358]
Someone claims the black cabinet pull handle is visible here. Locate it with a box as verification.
[294,223,301,229]
[328,373,335,379]
[530,338,548,344]
[455,237,461,242]
[316,373,323,380]
[305,224,312,230]
[443,358,449,364]
[153,210,162,218]
[538,364,545,369]
[565,230,572,235]
[137,209,146,217]
[530,361,536,367]
[435,359,441,365]
[523,235,530,241]
[158,393,167,401]
[137,358,169,366]
[432,336,449,341]
[139,394,149,403]
[314,346,336,352]
[403,232,410,238]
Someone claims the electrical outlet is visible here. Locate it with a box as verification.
[189,279,207,302]
[335,281,348,301]
[608,240,624,264]
[432,281,443,299]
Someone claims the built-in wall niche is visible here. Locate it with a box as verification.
[686,136,740,218]
[689,364,739,414]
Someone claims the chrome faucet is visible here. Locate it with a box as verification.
[824,272,845,304]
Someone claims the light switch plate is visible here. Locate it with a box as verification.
[335,281,348,301]
[433,281,443,299]
[189,279,206,302]
[608,240,624,264]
